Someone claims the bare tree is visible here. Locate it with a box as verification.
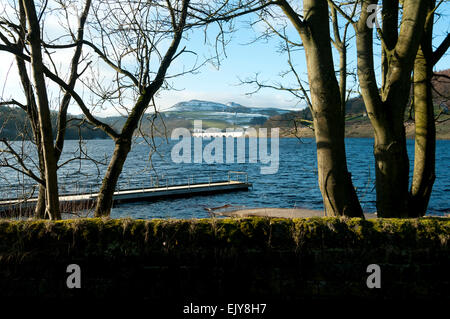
[1,0,47,216]
[87,0,192,216]
[2,0,247,218]
[332,0,429,217]
[21,0,61,220]
[26,0,195,217]
[238,1,364,217]
[243,1,364,216]
[0,0,92,219]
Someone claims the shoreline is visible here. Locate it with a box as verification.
[210,207,378,219]
[210,207,448,219]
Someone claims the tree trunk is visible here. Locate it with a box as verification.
[22,0,61,220]
[35,143,47,218]
[371,110,410,218]
[94,87,155,217]
[15,52,46,219]
[35,182,47,218]
[313,110,364,217]
[410,0,436,217]
[355,0,427,217]
[279,0,363,217]
[94,138,131,217]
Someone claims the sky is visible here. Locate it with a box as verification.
[0,1,449,117]
[154,18,308,112]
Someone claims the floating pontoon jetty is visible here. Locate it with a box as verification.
[0,171,251,216]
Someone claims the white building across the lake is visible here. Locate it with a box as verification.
[192,130,244,138]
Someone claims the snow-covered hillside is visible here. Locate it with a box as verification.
[168,100,289,115]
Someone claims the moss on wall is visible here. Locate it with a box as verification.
[1,217,448,254]
[0,217,449,299]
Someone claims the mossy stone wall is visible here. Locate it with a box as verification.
[0,217,449,299]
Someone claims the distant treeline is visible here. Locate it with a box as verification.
[2,69,447,139]
[263,95,367,128]
[0,106,109,140]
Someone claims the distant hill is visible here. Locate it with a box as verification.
[163,100,291,129]
[0,106,108,140]
[432,69,450,110]
[2,70,447,141]
[169,99,288,115]
[88,100,292,136]
[106,70,449,137]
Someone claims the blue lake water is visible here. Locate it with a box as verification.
[0,137,448,218]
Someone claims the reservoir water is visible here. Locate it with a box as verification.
[0,137,448,218]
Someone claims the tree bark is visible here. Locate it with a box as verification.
[94,92,152,216]
[410,0,436,217]
[22,0,61,220]
[279,0,363,217]
[371,106,410,218]
[95,138,132,216]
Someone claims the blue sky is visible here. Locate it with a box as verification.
[148,3,450,114]
[0,2,449,116]
[156,16,309,112]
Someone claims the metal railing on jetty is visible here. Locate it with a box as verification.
[115,170,249,193]
[0,171,249,199]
